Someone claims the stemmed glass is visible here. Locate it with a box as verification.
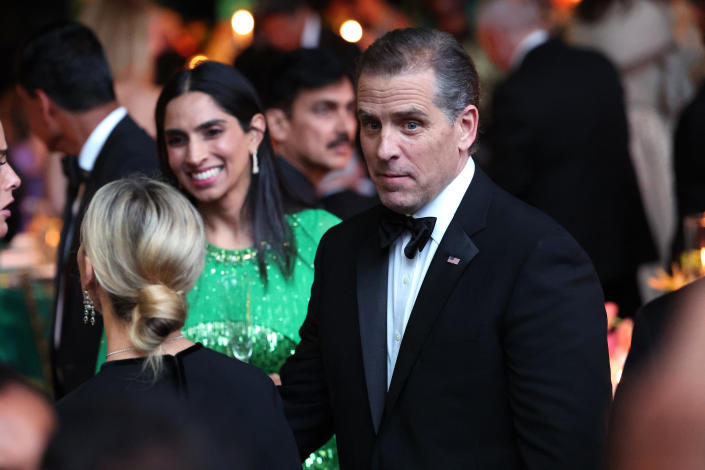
[229,292,253,362]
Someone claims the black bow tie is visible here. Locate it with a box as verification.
[379,210,436,259]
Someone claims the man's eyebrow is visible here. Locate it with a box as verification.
[357,109,377,120]
[357,108,429,120]
[312,99,338,106]
[390,108,428,120]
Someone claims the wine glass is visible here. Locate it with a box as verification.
[228,292,253,362]
[229,319,253,362]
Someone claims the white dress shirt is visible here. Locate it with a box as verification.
[77,106,127,172]
[510,29,549,69]
[300,13,322,48]
[386,157,476,387]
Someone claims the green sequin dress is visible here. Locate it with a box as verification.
[184,209,340,470]
[190,209,341,470]
[183,209,337,371]
[96,209,340,469]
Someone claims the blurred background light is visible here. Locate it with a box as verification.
[340,19,363,43]
[188,54,208,69]
[231,9,254,36]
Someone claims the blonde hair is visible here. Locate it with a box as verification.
[80,0,154,81]
[81,177,205,376]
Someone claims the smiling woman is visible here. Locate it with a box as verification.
[137,61,340,469]
[0,122,22,238]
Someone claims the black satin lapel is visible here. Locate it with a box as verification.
[357,233,389,434]
[383,220,478,418]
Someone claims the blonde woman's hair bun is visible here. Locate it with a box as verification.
[129,283,186,354]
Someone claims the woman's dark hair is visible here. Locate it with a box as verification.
[155,61,295,279]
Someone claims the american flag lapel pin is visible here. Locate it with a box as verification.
[446,256,461,265]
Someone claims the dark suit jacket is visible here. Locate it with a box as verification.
[277,156,378,220]
[487,38,656,317]
[674,80,705,219]
[279,167,612,469]
[51,115,159,398]
[671,80,705,257]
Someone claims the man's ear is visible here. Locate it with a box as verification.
[265,108,291,144]
[35,89,57,123]
[456,104,479,155]
[16,86,57,127]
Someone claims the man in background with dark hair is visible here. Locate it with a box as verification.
[265,47,375,219]
[16,21,159,398]
[279,27,611,469]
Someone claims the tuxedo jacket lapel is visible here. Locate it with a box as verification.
[383,168,493,422]
[356,227,388,434]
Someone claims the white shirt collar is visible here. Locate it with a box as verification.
[511,29,549,69]
[78,106,127,172]
[300,13,321,48]
[414,156,475,244]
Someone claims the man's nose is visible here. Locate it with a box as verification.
[376,127,398,161]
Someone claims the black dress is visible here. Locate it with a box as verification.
[55,343,301,469]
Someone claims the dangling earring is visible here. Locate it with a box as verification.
[83,290,96,326]
[251,149,259,174]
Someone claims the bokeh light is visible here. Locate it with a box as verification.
[44,229,60,248]
[188,54,208,69]
[231,9,255,36]
[340,20,363,43]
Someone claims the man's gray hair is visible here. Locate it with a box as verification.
[356,27,480,125]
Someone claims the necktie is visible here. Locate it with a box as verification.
[61,155,87,189]
[379,210,436,259]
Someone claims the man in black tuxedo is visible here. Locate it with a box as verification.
[279,27,611,469]
[16,21,159,398]
[478,0,655,318]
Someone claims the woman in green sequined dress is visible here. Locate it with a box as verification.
[114,61,339,469]
[159,61,340,470]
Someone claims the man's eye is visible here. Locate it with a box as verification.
[405,121,419,131]
[365,121,381,131]
[312,104,333,115]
